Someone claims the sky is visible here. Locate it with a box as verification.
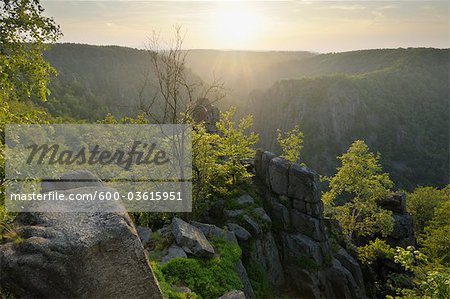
[42,1,449,52]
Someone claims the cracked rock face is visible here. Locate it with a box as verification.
[0,182,162,298]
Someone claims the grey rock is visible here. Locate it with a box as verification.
[254,149,264,180]
[218,290,246,299]
[236,261,255,298]
[171,217,215,258]
[269,196,290,229]
[190,221,238,244]
[253,207,272,223]
[387,214,416,248]
[282,233,324,267]
[378,192,407,214]
[161,245,187,264]
[137,226,152,247]
[41,170,103,193]
[305,202,324,218]
[261,151,276,186]
[0,196,163,298]
[228,223,252,241]
[224,209,245,218]
[288,164,320,203]
[290,209,326,241]
[250,232,285,287]
[335,247,366,297]
[269,157,290,196]
[234,194,255,206]
[157,226,173,238]
[324,258,364,299]
[293,199,307,213]
[242,215,262,236]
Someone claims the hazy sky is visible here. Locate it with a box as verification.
[42,1,449,52]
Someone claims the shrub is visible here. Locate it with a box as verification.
[160,238,243,299]
[358,238,395,265]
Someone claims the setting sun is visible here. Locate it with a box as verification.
[212,8,262,48]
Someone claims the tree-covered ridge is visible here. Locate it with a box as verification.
[249,48,449,189]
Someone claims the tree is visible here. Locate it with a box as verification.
[323,140,394,242]
[1,0,62,102]
[1,0,61,226]
[422,200,450,266]
[276,124,304,164]
[141,25,225,124]
[215,107,259,186]
[407,186,450,234]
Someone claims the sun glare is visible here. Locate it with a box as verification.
[212,8,262,48]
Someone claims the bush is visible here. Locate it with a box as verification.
[358,238,395,265]
[160,238,243,299]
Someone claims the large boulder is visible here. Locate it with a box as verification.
[378,193,415,248]
[269,157,290,196]
[41,170,103,193]
[288,164,321,203]
[227,223,252,241]
[0,198,163,298]
[171,217,215,258]
[218,290,246,299]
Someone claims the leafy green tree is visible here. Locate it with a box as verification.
[1,0,61,229]
[323,140,394,241]
[421,200,450,266]
[276,124,304,164]
[407,186,450,234]
[1,0,62,102]
[215,107,259,186]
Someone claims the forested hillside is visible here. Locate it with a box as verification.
[42,44,159,120]
[41,45,448,189]
[249,48,449,189]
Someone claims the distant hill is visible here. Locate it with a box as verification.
[184,49,315,103]
[248,48,449,189]
[42,44,155,120]
[42,44,315,119]
[41,44,449,188]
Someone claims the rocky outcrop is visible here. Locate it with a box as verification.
[150,218,255,299]
[252,149,366,298]
[171,217,215,258]
[0,189,163,298]
[378,193,415,248]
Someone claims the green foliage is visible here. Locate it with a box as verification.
[215,107,259,186]
[250,48,449,189]
[323,140,394,241]
[1,0,61,102]
[150,260,198,299]
[421,200,450,265]
[276,124,304,164]
[160,238,243,299]
[0,223,23,245]
[392,246,450,299]
[358,238,395,265]
[191,107,258,218]
[407,186,450,234]
[406,185,450,266]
